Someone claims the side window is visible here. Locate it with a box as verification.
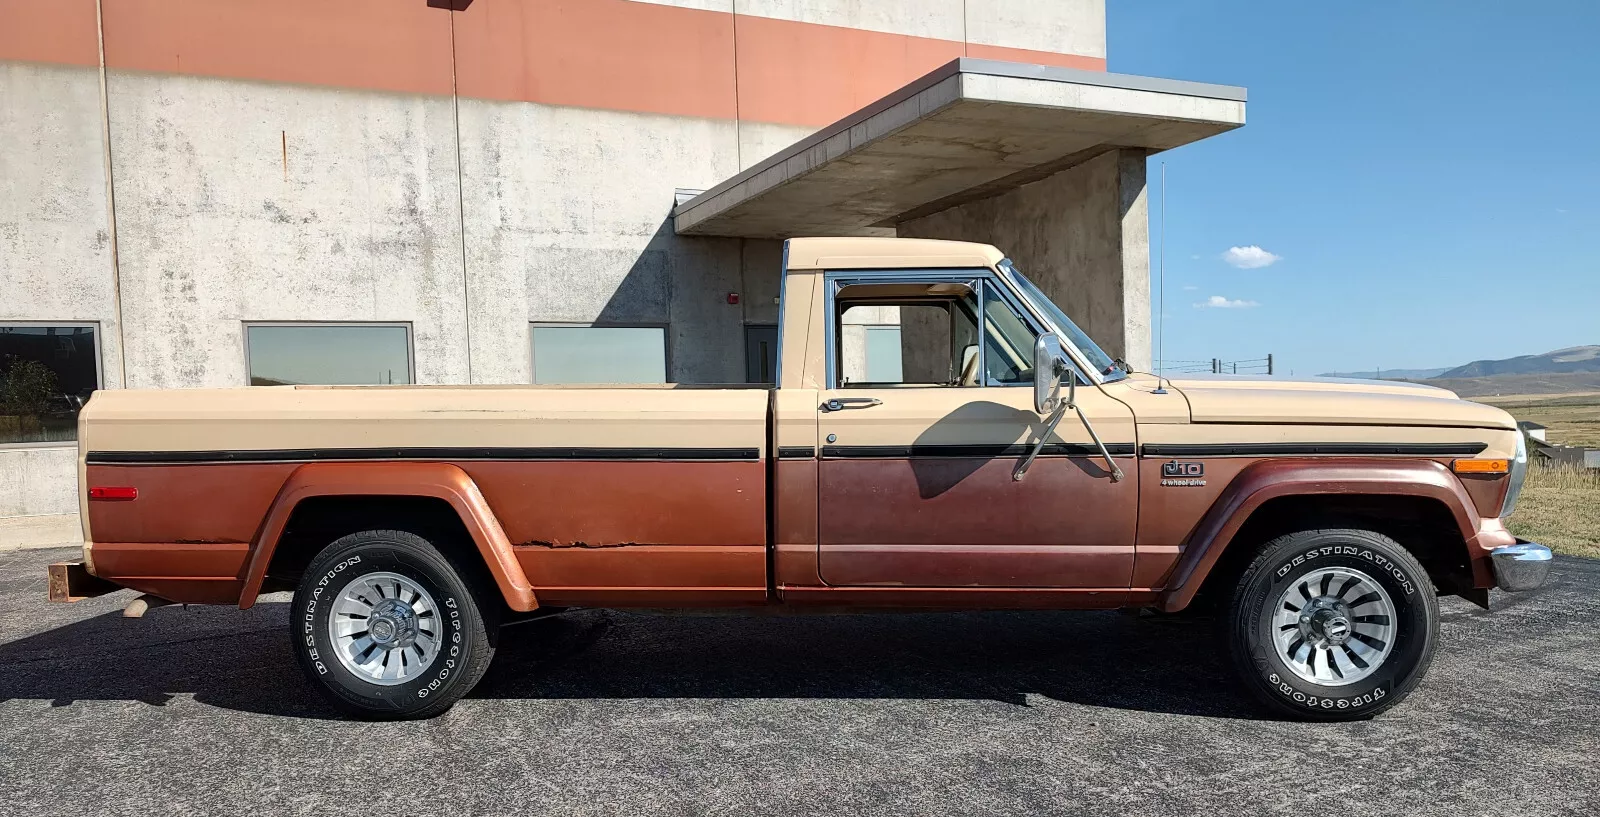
[982,290,1039,385]
[836,291,980,387]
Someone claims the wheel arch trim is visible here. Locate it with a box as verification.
[1159,458,1479,613]
[238,461,538,612]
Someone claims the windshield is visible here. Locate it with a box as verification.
[999,259,1126,382]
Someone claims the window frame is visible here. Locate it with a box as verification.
[241,321,416,387]
[0,321,104,449]
[823,269,1047,390]
[529,321,672,385]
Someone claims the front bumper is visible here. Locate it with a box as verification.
[1490,542,1553,592]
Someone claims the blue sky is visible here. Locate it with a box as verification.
[1107,1,1599,376]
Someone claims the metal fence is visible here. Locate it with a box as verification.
[1157,355,1273,375]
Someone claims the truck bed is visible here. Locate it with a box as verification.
[79,385,772,607]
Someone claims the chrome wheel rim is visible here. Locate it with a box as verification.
[1272,567,1396,687]
[329,571,441,686]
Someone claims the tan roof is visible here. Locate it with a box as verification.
[785,236,1004,271]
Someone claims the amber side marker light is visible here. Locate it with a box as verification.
[88,486,138,501]
[1452,459,1510,475]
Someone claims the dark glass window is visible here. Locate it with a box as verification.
[0,325,99,444]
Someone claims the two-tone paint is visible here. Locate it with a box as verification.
[74,237,1524,614]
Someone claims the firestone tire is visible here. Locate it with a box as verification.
[291,529,497,721]
[1225,528,1438,721]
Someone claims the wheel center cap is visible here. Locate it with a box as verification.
[369,617,397,643]
[366,599,417,647]
[1318,612,1352,645]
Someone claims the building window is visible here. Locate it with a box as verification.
[245,323,413,386]
[863,326,903,383]
[531,324,667,384]
[0,324,100,445]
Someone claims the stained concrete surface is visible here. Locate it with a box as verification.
[1,545,1595,816]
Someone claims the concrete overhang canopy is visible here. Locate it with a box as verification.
[674,58,1246,239]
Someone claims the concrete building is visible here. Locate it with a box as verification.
[0,0,1244,545]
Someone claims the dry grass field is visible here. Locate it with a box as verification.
[1474,391,1600,448]
[1507,464,1600,559]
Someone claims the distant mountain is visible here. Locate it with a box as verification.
[1319,367,1452,380]
[1436,346,1600,378]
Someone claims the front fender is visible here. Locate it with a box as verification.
[238,461,538,611]
[1158,458,1480,613]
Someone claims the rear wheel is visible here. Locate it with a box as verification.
[291,529,496,720]
[1225,528,1438,720]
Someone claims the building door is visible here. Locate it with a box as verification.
[745,324,778,384]
[815,273,1137,590]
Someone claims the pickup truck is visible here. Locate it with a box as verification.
[51,237,1551,721]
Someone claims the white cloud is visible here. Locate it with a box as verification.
[1195,295,1260,309]
[1189,254,1201,260]
[1222,245,1282,269]
[1182,285,1199,291]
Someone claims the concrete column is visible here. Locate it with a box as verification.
[895,149,1151,371]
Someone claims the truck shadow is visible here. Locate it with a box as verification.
[0,604,1267,721]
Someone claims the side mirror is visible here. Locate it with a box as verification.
[1032,333,1074,414]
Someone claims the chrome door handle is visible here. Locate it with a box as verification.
[824,397,882,411]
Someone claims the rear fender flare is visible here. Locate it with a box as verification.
[238,461,538,611]
[1159,458,1479,613]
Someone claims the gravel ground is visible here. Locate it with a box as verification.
[1,546,1596,816]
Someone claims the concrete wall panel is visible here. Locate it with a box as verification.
[738,239,785,326]
[966,0,1106,58]
[738,121,820,171]
[0,62,123,388]
[0,446,78,518]
[106,74,469,388]
[458,100,745,384]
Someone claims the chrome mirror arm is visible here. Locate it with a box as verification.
[1013,399,1067,482]
[1072,398,1126,483]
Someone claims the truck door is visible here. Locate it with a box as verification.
[815,271,1137,589]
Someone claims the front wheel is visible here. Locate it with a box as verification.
[1225,528,1438,720]
[291,529,497,720]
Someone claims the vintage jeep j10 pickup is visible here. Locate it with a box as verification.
[51,237,1551,720]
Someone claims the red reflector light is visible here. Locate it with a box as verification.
[89,486,138,501]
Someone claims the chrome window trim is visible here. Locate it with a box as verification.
[774,240,790,388]
[995,259,1108,386]
[822,268,1046,390]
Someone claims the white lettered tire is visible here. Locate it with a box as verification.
[1225,528,1438,721]
[291,529,497,720]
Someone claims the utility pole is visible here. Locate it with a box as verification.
[1267,353,1273,376]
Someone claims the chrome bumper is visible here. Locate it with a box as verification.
[1490,542,1553,593]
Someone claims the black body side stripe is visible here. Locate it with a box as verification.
[777,446,816,459]
[1139,442,1488,457]
[821,443,1137,459]
[86,447,761,465]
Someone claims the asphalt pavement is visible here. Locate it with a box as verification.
[1,545,1596,816]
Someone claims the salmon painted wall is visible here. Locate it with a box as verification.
[1,0,1105,128]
